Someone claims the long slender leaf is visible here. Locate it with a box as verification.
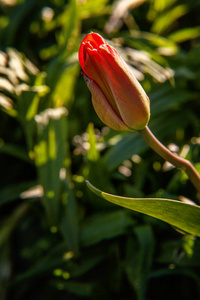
[86,181,200,237]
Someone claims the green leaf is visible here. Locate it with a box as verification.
[168,27,200,43]
[79,0,110,19]
[47,0,80,88]
[0,181,37,207]
[50,59,79,108]
[34,107,68,226]
[60,181,79,256]
[58,0,79,52]
[57,281,99,297]
[150,89,197,117]
[0,143,30,163]
[80,210,134,247]
[151,4,188,34]
[125,225,155,300]
[86,122,99,162]
[0,202,29,249]
[86,181,200,237]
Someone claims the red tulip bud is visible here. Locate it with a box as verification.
[79,32,150,131]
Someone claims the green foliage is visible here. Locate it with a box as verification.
[0,0,200,299]
[86,181,200,237]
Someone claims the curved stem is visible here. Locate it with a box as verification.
[139,126,200,196]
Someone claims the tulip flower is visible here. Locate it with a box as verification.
[79,33,200,200]
[79,32,150,131]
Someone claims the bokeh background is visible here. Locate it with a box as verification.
[0,0,200,299]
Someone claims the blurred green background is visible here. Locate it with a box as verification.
[0,0,200,299]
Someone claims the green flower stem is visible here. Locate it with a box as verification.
[139,126,200,196]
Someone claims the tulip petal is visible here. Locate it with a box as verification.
[79,32,105,71]
[79,33,124,119]
[98,44,150,129]
[85,32,105,47]
[84,75,131,131]
[83,48,120,117]
[79,32,150,131]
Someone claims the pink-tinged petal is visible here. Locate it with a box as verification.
[84,75,131,131]
[97,44,150,129]
[82,47,99,78]
[83,48,120,117]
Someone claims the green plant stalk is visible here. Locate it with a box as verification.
[139,126,200,196]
